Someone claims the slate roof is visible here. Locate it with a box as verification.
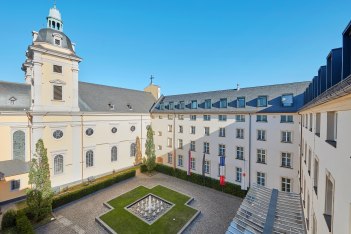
[151,81,310,114]
[0,160,30,178]
[0,81,31,111]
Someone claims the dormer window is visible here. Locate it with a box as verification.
[191,100,197,109]
[127,104,133,110]
[55,39,61,46]
[257,96,268,107]
[9,97,17,105]
[52,33,63,47]
[282,94,294,107]
[204,99,211,109]
[219,98,227,108]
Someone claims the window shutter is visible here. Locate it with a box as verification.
[54,85,62,100]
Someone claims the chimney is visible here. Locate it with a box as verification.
[32,31,38,42]
[72,42,76,52]
[236,83,240,90]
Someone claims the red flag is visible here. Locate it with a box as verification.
[220,175,226,186]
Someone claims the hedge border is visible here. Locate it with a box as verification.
[151,164,247,198]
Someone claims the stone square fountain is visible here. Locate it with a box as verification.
[125,193,174,225]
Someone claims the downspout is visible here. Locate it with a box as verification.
[141,114,143,159]
[248,113,252,188]
[26,112,33,161]
[299,113,303,194]
[173,113,176,169]
[81,115,84,183]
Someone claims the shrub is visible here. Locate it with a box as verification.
[52,170,136,209]
[1,209,17,230]
[140,164,148,173]
[16,212,34,234]
[155,164,247,198]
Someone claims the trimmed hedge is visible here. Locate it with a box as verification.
[16,212,34,234]
[140,164,148,173]
[154,164,247,198]
[52,170,136,209]
[1,209,17,230]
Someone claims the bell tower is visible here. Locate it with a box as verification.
[22,3,81,112]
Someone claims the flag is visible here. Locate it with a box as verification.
[219,156,225,186]
[202,153,206,176]
[187,150,191,176]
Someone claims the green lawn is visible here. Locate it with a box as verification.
[99,185,198,234]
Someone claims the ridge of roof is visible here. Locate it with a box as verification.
[79,81,150,94]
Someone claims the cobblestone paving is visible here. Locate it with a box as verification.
[36,172,243,234]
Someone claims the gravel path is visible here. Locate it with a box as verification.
[36,172,242,234]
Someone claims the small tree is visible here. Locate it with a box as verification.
[134,137,142,165]
[27,139,53,221]
[143,126,156,172]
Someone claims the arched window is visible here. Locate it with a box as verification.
[111,146,117,162]
[86,150,94,168]
[52,21,56,29]
[57,23,60,30]
[130,143,136,157]
[13,130,25,161]
[54,155,63,175]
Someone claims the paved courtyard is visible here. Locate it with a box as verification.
[36,172,243,234]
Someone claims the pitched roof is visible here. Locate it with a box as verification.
[151,81,310,114]
[0,81,31,111]
[0,160,30,177]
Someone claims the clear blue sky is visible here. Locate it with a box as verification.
[1,1,350,95]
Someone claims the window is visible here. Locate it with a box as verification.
[167,138,172,148]
[190,141,196,151]
[281,131,292,143]
[111,127,117,133]
[309,113,313,131]
[157,145,162,150]
[159,103,164,110]
[281,177,292,192]
[281,152,292,168]
[236,128,244,139]
[168,125,172,132]
[313,158,319,195]
[179,101,185,109]
[219,144,226,156]
[10,180,20,191]
[324,173,334,232]
[169,102,174,110]
[53,85,62,100]
[190,115,197,121]
[219,128,226,137]
[235,115,245,122]
[204,160,210,174]
[190,158,196,170]
[326,112,337,147]
[282,94,293,107]
[130,143,136,156]
[52,130,63,139]
[158,131,162,136]
[308,149,312,175]
[12,130,26,161]
[86,150,94,167]
[159,115,163,119]
[204,142,210,154]
[236,146,244,160]
[111,146,117,162]
[204,99,212,109]
[130,126,136,132]
[191,100,198,109]
[54,155,63,175]
[237,97,245,108]
[281,115,293,123]
[218,115,227,121]
[204,115,211,121]
[257,130,266,141]
[257,96,268,107]
[219,98,228,108]
[257,115,267,122]
[53,65,62,73]
[178,155,183,167]
[178,114,184,120]
[167,153,172,164]
[85,128,94,136]
[257,149,266,164]
[178,139,183,149]
[236,167,242,182]
[191,126,196,134]
[257,172,266,186]
[204,127,210,136]
[315,113,321,136]
[168,115,173,120]
[55,39,61,46]
[179,125,183,133]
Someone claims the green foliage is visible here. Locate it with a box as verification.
[1,209,17,230]
[15,212,34,234]
[28,139,53,200]
[52,170,136,209]
[134,136,142,165]
[144,126,156,172]
[155,164,247,198]
[140,164,148,173]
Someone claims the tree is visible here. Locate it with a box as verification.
[143,125,156,172]
[27,139,53,221]
[134,136,142,165]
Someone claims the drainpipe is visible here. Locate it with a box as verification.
[299,113,303,194]
[141,114,143,159]
[81,115,84,183]
[248,113,252,188]
[173,113,176,169]
[26,112,33,161]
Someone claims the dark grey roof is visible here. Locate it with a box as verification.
[35,28,75,52]
[0,81,31,111]
[78,82,156,113]
[300,75,351,111]
[151,81,310,114]
[0,160,30,177]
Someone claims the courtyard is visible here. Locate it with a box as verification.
[36,171,243,234]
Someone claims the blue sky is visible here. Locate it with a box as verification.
[0,1,350,95]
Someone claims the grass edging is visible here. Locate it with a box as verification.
[177,197,201,234]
